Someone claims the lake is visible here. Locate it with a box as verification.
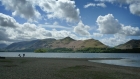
[0,52,140,67]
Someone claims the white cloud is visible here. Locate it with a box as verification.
[84,3,96,8]
[129,3,140,16]
[96,14,140,36]
[93,33,103,37]
[97,3,107,7]
[84,3,106,8]
[0,13,52,43]
[100,34,130,47]
[0,13,85,44]
[39,24,71,30]
[95,0,139,4]
[0,13,19,28]
[6,23,52,41]
[74,21,90,36]
[51,29,72,39]
[1,0,80,23]
[0,28,10,41]
[1,0,41,22]
[37,0,80,23]
[53,21,59,25]
[96,14,121,34]
[120,25,140,36]
[95,0,140,16]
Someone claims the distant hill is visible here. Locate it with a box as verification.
[48,37,108,50]
[0,43,7,49]
[115,39,140,49]
[5,37,108,52]
[6,38,56,51]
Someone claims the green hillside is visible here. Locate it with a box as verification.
[115,39,140,49]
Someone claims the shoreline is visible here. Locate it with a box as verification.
[6,57,124,59]
[0,57,140,79]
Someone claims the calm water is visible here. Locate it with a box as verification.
[0,52,140,67]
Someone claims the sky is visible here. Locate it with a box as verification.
[0,0,140,47]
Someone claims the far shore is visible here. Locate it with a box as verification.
[0,57,140,79]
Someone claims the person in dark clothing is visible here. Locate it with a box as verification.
[23,54,25,57]
[18,54,21,57]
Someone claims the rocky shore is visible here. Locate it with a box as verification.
[0,57,140,79]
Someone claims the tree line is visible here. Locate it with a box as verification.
[34,47,140,53]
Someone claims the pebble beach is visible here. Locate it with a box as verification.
[0,57,140,79]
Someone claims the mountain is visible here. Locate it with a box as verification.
[42,37,108,50]
[0,43,8,49]
[6,38,56,51]
[5,37,108,51]
[115,39,140,49]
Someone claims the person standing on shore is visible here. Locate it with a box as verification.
[18,54,21,57]
[23,54,25,57]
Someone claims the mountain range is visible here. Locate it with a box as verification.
[5,37,107,51]
[1,37,140,52]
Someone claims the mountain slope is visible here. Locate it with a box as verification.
[5,37,108,51]
[49,37,108,50]
[82,39,107,48]
[115,39,140,49]
[6,40,38,50]
[6,38,56,50]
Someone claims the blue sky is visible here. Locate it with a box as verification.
[0,0,140,47]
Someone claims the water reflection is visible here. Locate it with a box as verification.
[89,59,140,67]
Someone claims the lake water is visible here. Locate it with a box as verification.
[0,52,140,67]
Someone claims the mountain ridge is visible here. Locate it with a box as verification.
[5,37,108,51]
[115,39,140,49]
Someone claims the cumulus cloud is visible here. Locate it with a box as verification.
[1,0,80,22]
[0,23,52,44]
[1,0,41,21]
[95,0,140,16]
[0,13,52,43]
[84,3,106,8]
[0,13,19,28]
[74,21,90,36]
[51,29,71,39]
[96,14,140,36]
[96,14,121,34]
[9,23,52,41]
[95,0,139,4]
[100,34,130,47]
[37,0,80,23]
[120,25,140,36]
[93,33,103,37]
[0,28,10,41]
[39,23,71,30]
[0,13,84,44]
[129,3,140,16]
